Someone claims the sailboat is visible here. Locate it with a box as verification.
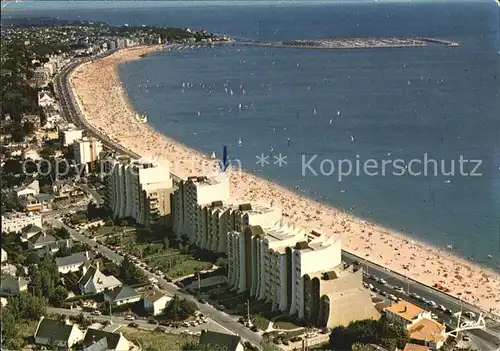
[337,110,341,116]
[237,138,243,146]
[197,111,201,117]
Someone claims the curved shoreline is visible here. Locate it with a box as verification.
[69,45,500,314]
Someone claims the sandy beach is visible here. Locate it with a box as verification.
[69,45,500,314]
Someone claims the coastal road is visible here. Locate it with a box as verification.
[49,219,263,346]
[342,251,500,346]
[54,52,182,186]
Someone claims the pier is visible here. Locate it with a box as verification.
[421,37,460,47]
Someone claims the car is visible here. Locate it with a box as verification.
[128,322,138,328]
[368,284,375,290]
[462,335,470,342]
[190,321,197,327]
[464,311,476,319]
[389,294,398,301]
[444,309,453,315]
[437,305,446,312]
[125,315,135,321]
[431,313,439,320]
[182,322,190,327]
[410,293,418,299]
[363,282,368,288]
[379,279,387,285]
[380,291,388,297]
[369,275,377,281]
[91,310,102,316]
[427,300,437,307]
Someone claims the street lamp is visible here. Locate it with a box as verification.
[245,298,251,323]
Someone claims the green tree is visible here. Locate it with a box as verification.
[22,121,35,135]
[25,251,40,265]
[163,295,196,321]
[63,271,80,291]
[54,226,70,239]
[52,285,69,306]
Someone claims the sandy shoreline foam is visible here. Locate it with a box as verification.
[69,45,500,314]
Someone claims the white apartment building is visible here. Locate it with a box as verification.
[1,212,43,233]
[105,156,173,227]
[74,137,103,170]
[172,175,230,242]
[289,233,342,319]
[194,201,282,253]
[59,124,83,146]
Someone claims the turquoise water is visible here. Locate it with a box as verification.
[6,1,500,269]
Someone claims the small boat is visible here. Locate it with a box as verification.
[211,152,216,159]
[237,138,243,146]
[329,118,333,125]
[337,110,341,116]
[444,180,451,184]
[197,111,201,116]
[135,113,148,124]
[350,135,355,142]
[313,109,317,115]
[230,89,234,96]
[287,137,291,145]
[446,244,454,249]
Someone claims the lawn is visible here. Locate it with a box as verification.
[273,317,302,330]
[254,314,271,330]
[144,249,213,279]
[119,326,199,351]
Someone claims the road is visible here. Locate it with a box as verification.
[49,219,263,346]
[54,53,181,185]
[342,251,500,347]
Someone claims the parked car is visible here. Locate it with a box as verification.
[379,278,387,285]
[128,322,138,328]
[389,294,398,301]
[91,310,102,316]
[125,315,135,321]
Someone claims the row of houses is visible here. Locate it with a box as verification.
[34,317,132,350]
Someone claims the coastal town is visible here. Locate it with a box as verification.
[1,17,500,351]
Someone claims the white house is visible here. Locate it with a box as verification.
[38,91,55,107]
[20,224,43,242]
[1,248,7,263]
[79,265,122,295]
[34,317,84,348]
[82,328,131,351]
[143,288,172,316]
[1,276,29,295]
[104,285,141,306]
[13,179,40,198]
[2,212,42,234]
[56,251,92,274]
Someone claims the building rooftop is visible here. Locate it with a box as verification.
[384,300,426,322]
[56,251,91,268]
[188,175,226,187]
[35,318,75,343]
[82,328,127,350]
[408,318,446,343]
[403,343,430,351]
[199,331,241,351]
[105,285,140,302]
[143,288,168,303]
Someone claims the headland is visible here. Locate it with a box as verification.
[68,45,499,315]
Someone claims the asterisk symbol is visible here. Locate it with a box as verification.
[256,153,269,167]
[273,153,287,167]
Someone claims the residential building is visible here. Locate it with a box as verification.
[105,157,173,227]
[42,238,73,256]
[56,251,92,274]
[195,201,282,253]
[79,265,122,294]
[34,317,84,349]
[38,91,55,107]
[27,232,57,250]
[104,285,141,306]
[403,344,431,351]
[384,300,432,326]
[1,276,29,294]
[1,297,7,307]
[59,124,83,146]
[408,318,447,349]
[20,224,43,242]
[143,288,172,316]
[384,300,445,350]
[52,180,84,199]
[172,175,230,242]
[74,137,103,171]
[304,265,380,328]
[1,248,7,263]
[19,193,54,212]
[2,212,42,234]
[82,328,131,351]
[199,331,244,351]
[13,179,40,198]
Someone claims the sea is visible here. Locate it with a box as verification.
[3,1,500,270]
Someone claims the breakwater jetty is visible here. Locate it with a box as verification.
[236,37,459,50]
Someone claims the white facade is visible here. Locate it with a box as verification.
[104,294,141,306]
[60,128,83,146]
[74,137,103,166]
[194,201,282,253]
[1,248,7,263]
[289,234,342,318]
[1,212,42,233]
[144,294,172,316]
[106,157,173,227]
[172,175,230,243]
[80,269,122,295]
[22,149,42,161]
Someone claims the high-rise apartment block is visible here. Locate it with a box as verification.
[105,156,173,227]
[74,137,103,171]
